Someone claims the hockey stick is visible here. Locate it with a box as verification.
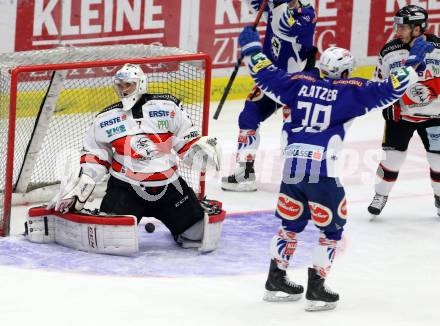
[212,0,268,120]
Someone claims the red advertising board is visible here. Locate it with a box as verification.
[15,0,181,51]
[197,0,265,69]
[11,0,440,70]
[313,0,352,53]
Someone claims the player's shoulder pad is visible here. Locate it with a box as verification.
[426,34,440,49]
[380,39,406,57]
[96,101,123,117]
[145,93,181,106]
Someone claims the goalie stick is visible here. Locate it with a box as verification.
[212,0,268,120]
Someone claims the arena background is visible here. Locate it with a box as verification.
[1,0,440,101]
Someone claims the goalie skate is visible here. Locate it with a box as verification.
[221,162,257,192]
[263,260,303,302]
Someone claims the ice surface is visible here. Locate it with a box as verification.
[1,100,439,326]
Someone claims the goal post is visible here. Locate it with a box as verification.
[0,45,212,237]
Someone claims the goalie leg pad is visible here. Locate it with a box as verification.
[176,200,226,252]
[26,206,139,256]
[199,205,226,253]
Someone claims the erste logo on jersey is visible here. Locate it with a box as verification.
[284,143,324,161]
[149,110,171,118]
[276,193,303,220]
[309,202,333,227]
[130,135,157,160]
[100,114,127,128]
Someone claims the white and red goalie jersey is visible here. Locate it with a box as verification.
[80,93,202,187]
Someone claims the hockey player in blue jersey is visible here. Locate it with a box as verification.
[221,0,317,192]
[238,26,433,310]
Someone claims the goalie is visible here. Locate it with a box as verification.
[35,63,224,254]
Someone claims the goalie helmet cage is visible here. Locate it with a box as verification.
[0,44,212,237]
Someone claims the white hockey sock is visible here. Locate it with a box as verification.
[236,129,260,163]
[375,150,407,196]
[312,233,337,278]
[270,226,298,270]
[427,152,440,196]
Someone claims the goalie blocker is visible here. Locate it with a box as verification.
[25,200,226,255]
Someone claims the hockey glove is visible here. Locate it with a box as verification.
[405,37,434,71]
[184,136,222,172]
[239,26,262,57]
[47,173,96,213]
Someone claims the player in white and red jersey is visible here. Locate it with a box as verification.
[48,63,224,252]
[368,5,440,217]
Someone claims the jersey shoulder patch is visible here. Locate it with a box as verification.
[145,93,181,106]
[380,39,406,57]
[97,101,123,116]
[426,34,440,49]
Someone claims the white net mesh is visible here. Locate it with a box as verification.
[0,44,210,236]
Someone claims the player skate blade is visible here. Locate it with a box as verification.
[305,300,337,312]
[221,181,257,192]
[263,291,302,302]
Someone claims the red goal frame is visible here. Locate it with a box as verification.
[1,53,212,236]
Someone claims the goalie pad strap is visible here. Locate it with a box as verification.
[26,206,138,256]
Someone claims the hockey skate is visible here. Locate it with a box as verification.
[221,161,257,192]
[305,268,339,312]
[263,260,304,302]
[368,193,388,219]
[435,195,440,217]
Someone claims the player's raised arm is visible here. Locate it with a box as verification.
[352,37,434,117]
[238,26,304,106]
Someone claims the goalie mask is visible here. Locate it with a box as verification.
[318,47,354,79]
[113,63,147,111]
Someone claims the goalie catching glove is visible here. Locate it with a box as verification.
[47,172,96,213]
[184,136,222,171]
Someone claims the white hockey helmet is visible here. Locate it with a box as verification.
[112,63,147,111]
[318,47,354,79]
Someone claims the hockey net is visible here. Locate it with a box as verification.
[0,44,211,236]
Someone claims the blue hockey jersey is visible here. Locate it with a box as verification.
[245,52,419,179]
[247,0,316,73]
